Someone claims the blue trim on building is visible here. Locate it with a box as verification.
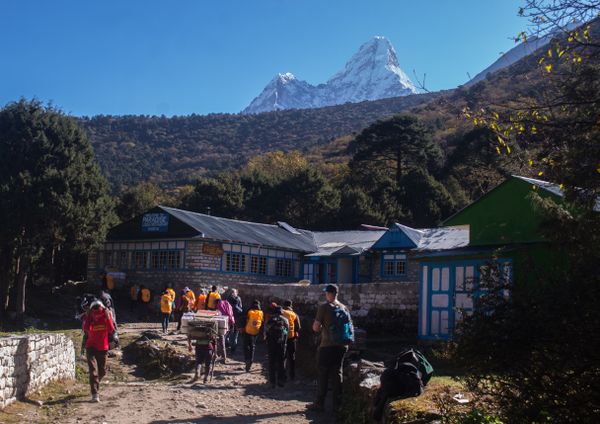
[418,258,513,341]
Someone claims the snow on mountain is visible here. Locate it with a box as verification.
[325,36,417,104]
[242,73,320,114]
[243,36,417,114]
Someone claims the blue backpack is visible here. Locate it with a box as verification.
[329,304,354,345]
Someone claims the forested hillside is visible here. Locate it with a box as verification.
[82,92,438,190]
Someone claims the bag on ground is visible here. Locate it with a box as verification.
[395,348,434,386]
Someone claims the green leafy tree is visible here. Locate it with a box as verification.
[116,182,167,222]
[0,100,116,322]
[180,173,244,218]
[348,114,443,186]
[453,2,600,421]
[270,168,341,229]
[400,169,455,227]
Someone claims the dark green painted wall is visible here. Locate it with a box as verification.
[444,177,561,246]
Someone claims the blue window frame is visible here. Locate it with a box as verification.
[219,243,300,278]
[250,256,267,274]
[275,258,293,277]
[381,253,407,278]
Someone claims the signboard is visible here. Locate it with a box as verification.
[202,243,224,256]
[141,213,169,232]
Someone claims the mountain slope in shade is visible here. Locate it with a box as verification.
[243,36,417,114]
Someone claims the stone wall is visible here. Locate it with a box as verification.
[0,333,75,409]
[235,281,419,337]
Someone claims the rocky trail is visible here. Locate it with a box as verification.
[1,323,336,424]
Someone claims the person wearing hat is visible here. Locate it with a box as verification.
[265,305,289,388]
[308,284,354,413]
[242,300,264,372]
[83,300,115,402]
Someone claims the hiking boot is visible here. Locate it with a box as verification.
[306,403,324,412]
[91,394,100,403]
[245,362,251,372]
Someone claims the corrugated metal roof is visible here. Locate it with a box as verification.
[306,230,386,257]
[514,175,600,211]
[416,225,470,251]
[160,206,317,252]
[139,207,469,257]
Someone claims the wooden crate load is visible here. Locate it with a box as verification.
[181,310,228,339]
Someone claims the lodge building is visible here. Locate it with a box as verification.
[88,175,582,340]
[88,205,468,291]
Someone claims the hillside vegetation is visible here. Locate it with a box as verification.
[82,92,438,190]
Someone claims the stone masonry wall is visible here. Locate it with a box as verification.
[235,281,419,337]
[0,333,75,409]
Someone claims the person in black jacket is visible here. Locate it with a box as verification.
[265,306,289,389]
[227,288,243,354]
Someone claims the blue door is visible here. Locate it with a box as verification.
[420,264,453,340]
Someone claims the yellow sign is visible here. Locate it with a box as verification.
[202,243,224,256]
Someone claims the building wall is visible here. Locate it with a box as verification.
[443,177,560,246]
[0,334,75,409]
[370,251,419,283]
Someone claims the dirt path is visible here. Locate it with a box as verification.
[63,323,334,424]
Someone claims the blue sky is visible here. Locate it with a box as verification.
[1,0,526,116]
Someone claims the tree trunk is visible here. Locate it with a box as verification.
[15,255,31,324]
[0,246,13,322]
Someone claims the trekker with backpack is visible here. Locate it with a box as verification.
[242,300,263,372]
[138,285,152,321]
[281,299,301,381]
[176,288,192,331]
[215,298,235,363]
[308,284,354,413]
[99,290,117,326]
[227,288,243,354]
[205,285,221,310]
[265,305,289,388]
[160,289,173,334]
[83,300,115,402]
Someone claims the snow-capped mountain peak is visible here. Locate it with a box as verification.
[243,36,417,114]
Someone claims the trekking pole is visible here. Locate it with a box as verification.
[210,351,216,382]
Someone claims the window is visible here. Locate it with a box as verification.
[150,250,183,270]
[250,256,267,274]
[225,253,246,273]
[151,251,160,269]
[382,253,407,277]
[104,251,115,267]
[167,251,181,269]
[275,259,293,277]
[117,251,128,268]
[133,251,147,269]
